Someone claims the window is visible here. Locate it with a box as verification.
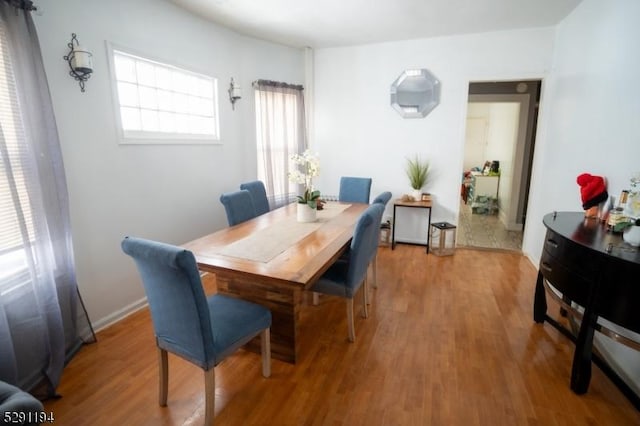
[109,46,220,143]
[254,80,306,208]
[0,25,35,295]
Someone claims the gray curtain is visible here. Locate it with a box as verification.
[0,2,93,398]
[253,80,307,208]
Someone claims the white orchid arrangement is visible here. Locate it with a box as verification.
[630,172,640,195]
[288,149,321,208]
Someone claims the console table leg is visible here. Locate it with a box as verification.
[533,271,547,323]
[570,307,596,394]
[570,265,606,395]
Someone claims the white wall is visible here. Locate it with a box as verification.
[524,0,640,259]
[313,28,555,239]
[486,103,519,226]
[33,0,304,328]
[463,105,489,171]
[524,0,640,394]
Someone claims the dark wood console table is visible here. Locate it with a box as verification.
[534,211,640,409]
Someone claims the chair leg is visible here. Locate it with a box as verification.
[362,278,369,319]
[346,298,356,342]
[204,368,215,426]
[158,348,168,406]
[312,292,320,305]
[261,328,271,378]
[372,253,378,289]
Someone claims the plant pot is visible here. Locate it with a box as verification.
[411,189,422,201]
[297,203,317,223]
[623,225,640,247]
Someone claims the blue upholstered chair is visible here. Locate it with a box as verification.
[121,237,271,425]
[0,381,44,426]
[310,203,384,342]
[370,191,392,289]
[338,177,372,204]
[240,180,270,216]
[220,189,257,226]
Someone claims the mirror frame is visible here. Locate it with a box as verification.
[390,69,441,118]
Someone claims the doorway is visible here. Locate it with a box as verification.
[457,80,541,251]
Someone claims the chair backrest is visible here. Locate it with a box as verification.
[339,177,372,203]
[345,203,384,293]
[372,191,392,206]
[240,180,270,216]
[121,237,215,369]
[220,189,257,226]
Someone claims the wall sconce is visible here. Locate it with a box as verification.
[228,78,241,110]
[63,33,93,92]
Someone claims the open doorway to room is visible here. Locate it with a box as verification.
[457,80,541,251]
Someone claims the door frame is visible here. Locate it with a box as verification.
[467,94,530,231]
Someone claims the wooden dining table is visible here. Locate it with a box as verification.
[182,201,369,363]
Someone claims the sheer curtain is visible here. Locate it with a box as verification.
[253,80,307,208]
[0,2,94,398]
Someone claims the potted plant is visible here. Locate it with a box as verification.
[288,149,321,222]
[405,156,430,200]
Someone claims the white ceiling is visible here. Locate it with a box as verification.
[170,0,582,48]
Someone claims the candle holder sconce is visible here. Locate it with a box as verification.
[63,33,93,92]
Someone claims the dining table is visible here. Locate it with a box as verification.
[182,201,369,363]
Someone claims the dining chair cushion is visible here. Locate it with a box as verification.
[240,180,270,216]
[220,189,257,226]
[208,295,272,363]
[339,177,372,204]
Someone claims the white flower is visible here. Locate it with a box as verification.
[630,172,640,193]
[289,149,321,204]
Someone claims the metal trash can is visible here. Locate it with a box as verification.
[430,222,456,256]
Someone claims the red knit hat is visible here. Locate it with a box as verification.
[576,173,608,210]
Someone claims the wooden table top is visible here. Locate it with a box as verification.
[393,197,432,208]
[182,202,369,289]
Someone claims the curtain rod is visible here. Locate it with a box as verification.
[3,0,37,11]
[252,79,304,91]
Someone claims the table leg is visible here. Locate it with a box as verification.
[426,207,432,254]
[570,306,597,394]
[215,273,302,363]
[569,270,602,395]
[391,204,397,250]
[533,271,547,323]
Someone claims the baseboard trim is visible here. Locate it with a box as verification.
[91,296,149,334]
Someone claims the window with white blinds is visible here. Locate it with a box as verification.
[109,46,220,143]
[0,24,35,291]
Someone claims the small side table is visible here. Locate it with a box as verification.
[430,222,457,256]
[391,198,432,253]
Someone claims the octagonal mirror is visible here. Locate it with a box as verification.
[390,69,440,118]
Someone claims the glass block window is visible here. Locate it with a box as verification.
[110,48,219,143]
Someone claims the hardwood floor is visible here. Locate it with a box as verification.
[45,246,640,425]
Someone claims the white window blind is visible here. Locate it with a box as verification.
[110,47,220,143]
[0,23,35,290]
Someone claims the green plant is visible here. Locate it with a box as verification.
[613,217,640,233]
[405,156,430,190]
[288,149,321,208]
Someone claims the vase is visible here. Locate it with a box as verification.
[622,225,640,247]
[411,189,422,201]
[297,203,317,223]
